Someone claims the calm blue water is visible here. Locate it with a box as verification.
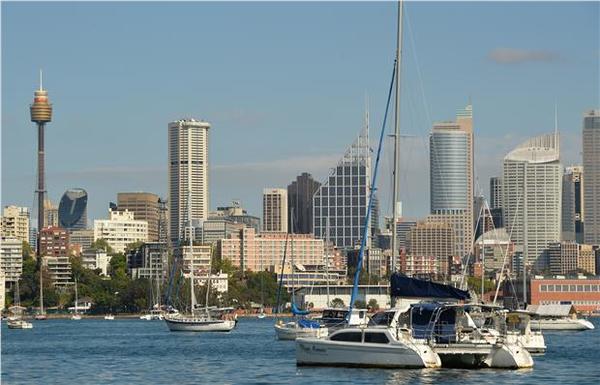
[1,317,599,385]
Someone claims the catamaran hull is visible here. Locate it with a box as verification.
[435,343,534,369]
[530,318,595,331]
[274,323,328,340]
[165,318,236,332]
[295,338,441,368]
[506,332,546,354]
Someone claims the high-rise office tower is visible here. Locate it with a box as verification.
[562,166,584,243]
[44,198,59,227]
[429,104,473,258]
[117,192,160,242]
[30,71,52,254]
[313,128,371,250]
[503,133,561,271]
[168,119,211,243]
[58,188,88,230]
[262,188,288,232]
[583,110,600,245]
[287,173,321,234]
[490,177,503,209]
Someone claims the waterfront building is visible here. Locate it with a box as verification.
[313,128,371,250]
[211,202,260,232]
[81,249,111,276]
[168,119,211,243]
[503,133,562,271]
[583,110,600,245]
[1,206,30,243]
[276,265,346,290]
[263,188,288,233]
[197,271,229,294]
[39,226,70,258]
[490,176,503,209]
[0,237,23,282]
[429,104,474,258]
[44,198,59,228]
[127,242,167,280]
[219,227,325,272]
[530,276,600,313]
[93,209,148,253]
[117,192,161,242]
[58,188,88,230]
[403,221,454,279]
[296,285,391,310]
[287,172,321,234]
[562,166,584,242]
[43,256,71,286]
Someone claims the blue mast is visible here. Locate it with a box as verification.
[348,61,396,312]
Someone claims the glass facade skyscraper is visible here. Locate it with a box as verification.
[428,104,474,258]
[313,129,371,251]
[583,110,600,245]
[58,188,88,230]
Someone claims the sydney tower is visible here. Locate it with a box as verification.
[30,72,52,254]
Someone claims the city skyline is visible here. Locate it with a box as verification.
[2,1,599,222]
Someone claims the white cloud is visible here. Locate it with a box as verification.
[488,48,559,64]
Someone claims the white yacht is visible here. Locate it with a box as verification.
[275,318,328,340]
[296,305,441,368]
[165,311,237,332]
[8,281,33,330]
[411,303,534,369]
[7,318,33,329]
[527,304,595,331]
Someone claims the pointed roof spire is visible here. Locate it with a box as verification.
[39,69,43,91]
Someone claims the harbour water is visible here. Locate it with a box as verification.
[2,317,599,385]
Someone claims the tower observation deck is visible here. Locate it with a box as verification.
[30,71,52,255]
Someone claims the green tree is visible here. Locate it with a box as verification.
[368,298,380,311]
[354,300,367,309]
[330,298,345,308]
[91,239,114,254]
[22,241,34,259]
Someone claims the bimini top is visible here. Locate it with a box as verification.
[390,273,470,301]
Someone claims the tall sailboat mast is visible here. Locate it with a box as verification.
[390,0,404,273]
[187,123,196,313]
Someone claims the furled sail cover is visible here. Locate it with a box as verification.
[291,303,310,316]
[390,273,470,300]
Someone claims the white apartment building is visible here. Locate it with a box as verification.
[43,256,72,287]
[94,209,148,253]
[503,133,562,271]
[168,119,211,243]
[82,249,112,276]
[1,206,30,243]
[175,244,212,278]
[0,237,22,282]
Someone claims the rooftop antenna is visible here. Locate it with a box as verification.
[39,69,43,91]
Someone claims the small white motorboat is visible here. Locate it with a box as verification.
[527,304,595,331]
[7,318,33,329]
[274,319,328,340]
[104,314,115,320]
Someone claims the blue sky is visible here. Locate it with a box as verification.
[2,1,599,224]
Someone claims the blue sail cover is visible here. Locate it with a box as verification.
[298,319,321,329]
[390,273,470,300]
[291,303,310,316]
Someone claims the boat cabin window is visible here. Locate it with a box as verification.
[330,331,362,342]
[368,311,395,326]
[364,332,390,344]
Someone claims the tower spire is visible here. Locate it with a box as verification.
[39,69,43,91]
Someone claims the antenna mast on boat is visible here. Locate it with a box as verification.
[390,0,404,273]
